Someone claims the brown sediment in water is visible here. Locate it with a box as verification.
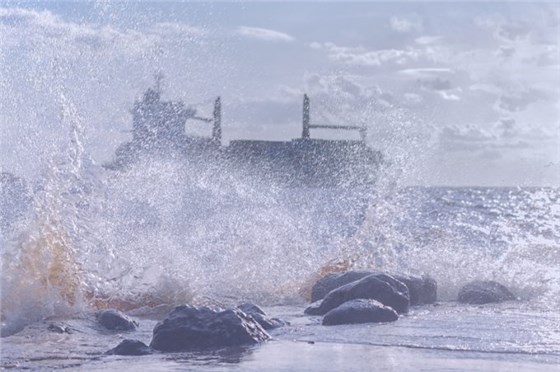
[2,218,157,316]
[16,219,82,306]
[86,292,185,311]
[298,259,354,301]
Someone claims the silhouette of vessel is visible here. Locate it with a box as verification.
[108,80,382,188]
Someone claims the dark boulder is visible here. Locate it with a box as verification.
[458,280,516,304]
[47,323,73,334]
[96,309,138,331]
[237,303,287,330]
[150,305,271,352]
[305,273,410,315]
[304,300,323,316]
[311,270,437,306]
[393,274,437,305]
[311,270,375,302]
[106,339,152,356]
[322,299,399,326]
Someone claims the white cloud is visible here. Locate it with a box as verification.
[311,42,422,67]
[438,117,558,156]
[496,21,531,42]
[495,45,515,59]
[399,67,454,77]
[0,7,206,60]
[495,87,548,113]
[419,77,453,91]
[439,91,461,101]
[235,26,294,42]
[415,36,443,45]
[153,22,206,38]
[390,16,422,33]
[403,93,423,104]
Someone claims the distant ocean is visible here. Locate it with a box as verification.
[1,159,559,370]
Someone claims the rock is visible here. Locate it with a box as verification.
[150,305,271,352]
[322,299,399,326]
[311,270,437,306]
[304,300,323,316]
[106,339,152,356]
[393,274,437,305]
[96,309,138,331]
[311,270,375,302]
[47,323,73,334]
[237,303,266,316]
[237,303,288,330]
[305,273,409,316]
[458,280,516,304]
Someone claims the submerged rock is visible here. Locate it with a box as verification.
[305,273,410,316]
[106,339,152,356]
[458,280,516,304]
[322,299,399,326]
[311,270,437,305]
[150,305,271,352]
[96,309,138,331]
[237,303,288,330]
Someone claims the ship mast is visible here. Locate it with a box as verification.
[301,94,367,143]
[302,94,310,139]
[154,72,164,95]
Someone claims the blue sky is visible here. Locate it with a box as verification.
[1,1,559,186]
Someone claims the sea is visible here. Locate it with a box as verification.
[1,151,559,370]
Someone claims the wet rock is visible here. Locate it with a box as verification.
[305,273,409,316]
[393,274,437,305]
[237,303,288,330]
[96,309,138,331]
[311,270,437,306]
[322,299,399,326]
[304,300,323,316]
[237,303,266,316]
[311,270,375,302]
[458,280,516,304]
[106,339,152,356]
[150,305,271,352]
[47,323,73,334]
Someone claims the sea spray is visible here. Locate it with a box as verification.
[342,185,560,307]
[94,156,332,305]
[1,87,96,335]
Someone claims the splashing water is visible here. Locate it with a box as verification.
[3,133,559,337]
[344,186,560,307]
[1,2,559,343]
[2,79,559,336]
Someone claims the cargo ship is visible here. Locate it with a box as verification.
[107,81,382,188]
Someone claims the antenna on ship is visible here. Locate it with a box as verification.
[302,94,310,139]
[212,96,222,142]
[154,72,164,95]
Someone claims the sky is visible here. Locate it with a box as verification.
[1,1,559,186]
